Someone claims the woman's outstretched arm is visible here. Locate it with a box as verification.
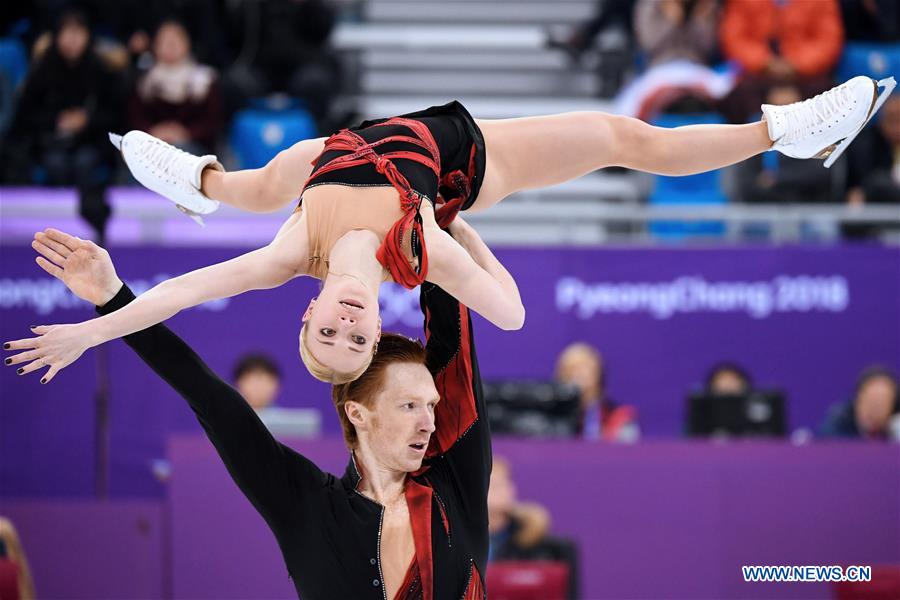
[5,229,321,527]
[4,238,301,383]
[426,216,525,331]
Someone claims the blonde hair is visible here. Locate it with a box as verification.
[299,322,375,385]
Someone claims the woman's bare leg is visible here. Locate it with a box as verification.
[199,137,326,213]
[472,113,772,210]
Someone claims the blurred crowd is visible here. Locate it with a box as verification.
[549,342,900,442]
[550,0,900,236]
[0,0,347,235]
[244,340,899,444]
[1,0,898,239]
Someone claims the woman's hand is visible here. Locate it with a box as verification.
[446,214,477,252]
[4,323,93,384]
[3,228,118,383]
[32,228,123,306]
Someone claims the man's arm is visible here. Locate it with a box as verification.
[420,275,491,492]
[95,284,319,525]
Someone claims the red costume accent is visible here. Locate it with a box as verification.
[304,117,477,289]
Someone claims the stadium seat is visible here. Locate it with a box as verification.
[837,42,900,82]
[486,561,570,600]
[832,566,900,600]
[0,37,27,89]
[230,105,317,170]
[647,112,728,239]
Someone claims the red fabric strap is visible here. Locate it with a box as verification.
[435,143,477,229]
[405,479,434,600]
[303,118,443,289]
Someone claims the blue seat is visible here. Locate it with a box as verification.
[0,37,28,89]
[230,106,317,170]
[837,42,900,82]
[647,113,728,240]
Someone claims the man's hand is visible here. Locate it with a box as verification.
[765,56,795,80]
[32,228,122,306]
[57,108,88,135]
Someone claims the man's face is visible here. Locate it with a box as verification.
[854,376,896,436]
[710,370,749,395]
[354,362,439,473]
[236,369,280,411]
[558,351,601,409]
[57,22,89,62]
[488,460,516,516]
[154,22,190,65]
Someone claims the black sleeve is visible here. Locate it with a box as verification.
[420,282,491,510]
[97,285,324,530]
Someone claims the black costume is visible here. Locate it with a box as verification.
[306,101,487,213]
[97,281,490,600]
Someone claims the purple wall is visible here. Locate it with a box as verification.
[2,440,897,599]
[165,436,900,600]
[0,500,164,599]
[2,245,899,497]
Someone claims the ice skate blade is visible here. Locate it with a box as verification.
[176,204,206,227]
[824,76,896,168]
[814,143,837,159]
[108,132,123,150]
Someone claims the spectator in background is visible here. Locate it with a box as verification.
[546,0,636,63]
[840,0,900,42]
[615,0,730,120]
[634,0,719,68]
[233,353,282,414]
[705,361,752,395]
[842,95,900,238]
[9,9,121,236]
[0,517,36,600]
[221,0,342,129]
[233,352,320,437]
[819,366,900,440]
[128,18,221,155]
[554,342,639,442]
[488,457,579,599]
[31,0,226,69]
[718,0,844,124]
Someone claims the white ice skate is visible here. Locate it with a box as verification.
[762,76,896,168]
[109,131,223,226]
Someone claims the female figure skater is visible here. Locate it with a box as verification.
[4,76,894,384]
[21,228,492,599]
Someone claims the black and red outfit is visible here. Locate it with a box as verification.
[97,280,491,599]
[302,100,487,288]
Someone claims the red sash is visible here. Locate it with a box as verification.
[303,117,475,289]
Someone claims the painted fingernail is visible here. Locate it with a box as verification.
[40,378,47,384]
[2,343,9,350]
[4,358,10,365]
[17,368,24,374]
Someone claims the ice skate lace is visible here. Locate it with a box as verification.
[781,85,855,145]
[141,139,197,193]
